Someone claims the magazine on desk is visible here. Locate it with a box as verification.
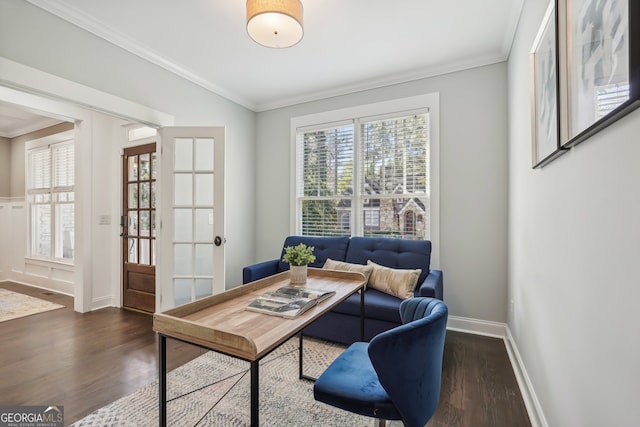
[246,286,336,318]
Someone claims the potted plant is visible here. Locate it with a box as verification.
[282,243,316,284]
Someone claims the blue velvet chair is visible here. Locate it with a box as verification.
[313,298,448,427]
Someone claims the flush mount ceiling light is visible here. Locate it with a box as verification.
[246,0,304,48]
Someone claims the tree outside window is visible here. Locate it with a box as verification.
[296,112,429,240]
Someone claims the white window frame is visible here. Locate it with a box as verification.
[26,130,75,264]
[290,93,440,267]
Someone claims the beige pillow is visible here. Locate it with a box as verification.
[367,260,421,300]
[322,258,373,287]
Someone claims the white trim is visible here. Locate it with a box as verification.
[261,57,503,112]
[20,0,522,113]
[447,315,548,427]
[0,278,114,309]
[447,314,508,338]
[0,278,73,297]
[25,130,74,150]
[504,327,549,427]
[0,57,173,127]
[0,197,25,203]
[501,0,526,57]
[23,0,255,111]
[91,295,116,311]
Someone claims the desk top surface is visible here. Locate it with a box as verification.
[153,268,365,360]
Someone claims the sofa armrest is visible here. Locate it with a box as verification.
[417,269,443,300]
[242,259,280,284]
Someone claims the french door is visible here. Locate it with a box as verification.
[157,127,225,312]
[122,143,157,313]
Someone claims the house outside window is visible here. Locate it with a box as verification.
[292,95,437,241]
[364,207,380,228]
[27,139,75,262]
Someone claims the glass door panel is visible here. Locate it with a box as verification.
[159,127,225,310]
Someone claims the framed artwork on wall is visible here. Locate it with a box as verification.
[531,1,566,168]
[558,0,640,148]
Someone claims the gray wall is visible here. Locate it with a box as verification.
[0,136,9,197]
[0,0,257,287]
[508,1,640,425]
[255,62,509,323]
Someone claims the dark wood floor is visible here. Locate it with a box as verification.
[0,282,530,426]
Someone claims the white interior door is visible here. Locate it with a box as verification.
[157,127,225,312]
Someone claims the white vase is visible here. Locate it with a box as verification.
[289,265,307,284]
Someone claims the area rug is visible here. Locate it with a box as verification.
[71,337,396,427]
[0,288,65,322]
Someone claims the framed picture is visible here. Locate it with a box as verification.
[531,1,566,168]
[558,0,640,148]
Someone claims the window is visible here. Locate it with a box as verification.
[293,95,437,241]
[27,139,75,261]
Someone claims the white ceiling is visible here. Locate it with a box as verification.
[2,0,524,137]
[0,103,63,139]
[25,0,524,112]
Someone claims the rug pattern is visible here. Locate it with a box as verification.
[0,288,65,322]
[71,337,387,426]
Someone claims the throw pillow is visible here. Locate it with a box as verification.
[366,260,421,300]
[322,258,373,287]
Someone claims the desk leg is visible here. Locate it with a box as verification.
[158,334,167,427]
[250,360,259,427]
[360,289,365,341]
[299,333,318,381]
[299,332,304,379]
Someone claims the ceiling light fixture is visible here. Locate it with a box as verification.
[246,0,304,48]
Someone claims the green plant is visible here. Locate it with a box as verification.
[282,243,316,266]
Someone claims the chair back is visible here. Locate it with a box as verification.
[367,298,448,427]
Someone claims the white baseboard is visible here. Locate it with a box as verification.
[446,315,547,427]
[91,295,117,311]
[0,278,73,297]
[447,314,507,338]
[504,328,548,427]
[0,279,117,312]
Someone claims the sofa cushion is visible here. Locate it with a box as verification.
[322,258,374,287]
[344,237,431,285]
[332,288,403,323]
[277,236,350,272]
[367,260,420,299]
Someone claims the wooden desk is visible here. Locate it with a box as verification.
[153,268,366,426]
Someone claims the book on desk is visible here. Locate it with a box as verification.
[246,285,336,318]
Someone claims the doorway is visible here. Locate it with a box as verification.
[122,143,157,313]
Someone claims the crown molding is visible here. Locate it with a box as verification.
[25,0,517,114]
[254,54,508,112]
[500,0,525,59]
[24,0,257,111]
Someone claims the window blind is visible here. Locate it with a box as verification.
[360,114,429,196]
[53,143,75,188]
[29,149,51,190]
[27,140,75,261]
[297,124,354,236]
[296,112,430,239]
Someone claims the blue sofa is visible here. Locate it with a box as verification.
[242,235,444,344]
